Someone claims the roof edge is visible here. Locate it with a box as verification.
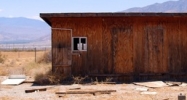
[40,12,187,18]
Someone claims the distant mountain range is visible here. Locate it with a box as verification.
[124,0,187,12]
[0,17,51,45]
[0,0,186,45]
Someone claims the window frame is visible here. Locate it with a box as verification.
[72,37,87,52]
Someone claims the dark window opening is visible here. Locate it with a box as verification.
[81,38,86,44]
[72,37,87,51]
[73,38,79,50]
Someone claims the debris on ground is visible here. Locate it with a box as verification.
[133,81,168,88]
[135,87,148,92]
[140,92,157,95]
[165,81,182,86]
[1,75,26,85]
[56,89,116,96]
[180,83,187,87]
[178,93,186,100]
[25,88,47,93]
[68,87,81,90]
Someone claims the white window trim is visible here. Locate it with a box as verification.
[72,37,87,52]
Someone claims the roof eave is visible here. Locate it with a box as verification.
[40,13,52,26]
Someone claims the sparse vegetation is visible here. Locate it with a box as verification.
[0,51,51,76]
[0,52,7,63]
[37,51,52,63]
[72,76,89,84]
[23,62,51,76]
[12,48,19,52]
[34,70,66,85]
[105,77,113,82]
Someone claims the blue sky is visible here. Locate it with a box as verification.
[0,0,177,20]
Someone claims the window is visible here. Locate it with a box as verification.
[72,37,87,51]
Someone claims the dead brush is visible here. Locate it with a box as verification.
[37,51,52,63]
[72,76,88,84]
[34,70,66,85]
[105,77,113,82]
[0,52,7,64]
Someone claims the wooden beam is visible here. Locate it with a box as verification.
[68,87,81,90]
[89,74,132,77]
[56,90,116,95]
[100,82,116,84]
[25,88,47,93]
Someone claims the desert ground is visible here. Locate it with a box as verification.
[0,51,187,100]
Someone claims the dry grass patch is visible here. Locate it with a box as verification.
[0,51,51,76]
[24,62,51,76]
[0,52,7,64]
[37,51,51,63]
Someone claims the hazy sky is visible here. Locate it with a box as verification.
[0,0,177,20]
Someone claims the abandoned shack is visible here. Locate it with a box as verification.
[40,13,187,81]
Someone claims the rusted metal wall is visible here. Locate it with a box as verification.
[50,16,187,80]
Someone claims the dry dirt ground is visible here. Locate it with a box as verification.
[0,51,187,100]
[0,80,187,100]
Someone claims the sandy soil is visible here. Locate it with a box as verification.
[0,77,186,100]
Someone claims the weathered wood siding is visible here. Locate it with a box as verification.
[50,16,187,80]
[102,18,134,74]
[52,29,72,75]
[51,18,103,76]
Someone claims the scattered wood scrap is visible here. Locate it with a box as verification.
[25,88,47,93]
[134,81,168,88]
[135,87,148,92]
[165,82,182,86]
[56,90,116,96]
[23,80,35,84]
[68,87,81,90]
[141,92,157,95]
[91,82,116,85]
[101,82,116,84]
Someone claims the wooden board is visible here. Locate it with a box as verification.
[167,20,181,73]
[112,26,133,74]
[134,81,168,88]
[144,26,164,73]
[180,20,187,73]
[52,29,72,75]
[102,18,113,74]
[102,17,133,74]
[52,29,71,66]
[25,88,47,93]
[56,90,116,94]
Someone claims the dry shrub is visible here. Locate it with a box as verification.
[37,51,52,63]
[34,70,66,85]
[24,62,51,76]
[105,77,113,82]
[72,76,88,84]
[0,52,6,63]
